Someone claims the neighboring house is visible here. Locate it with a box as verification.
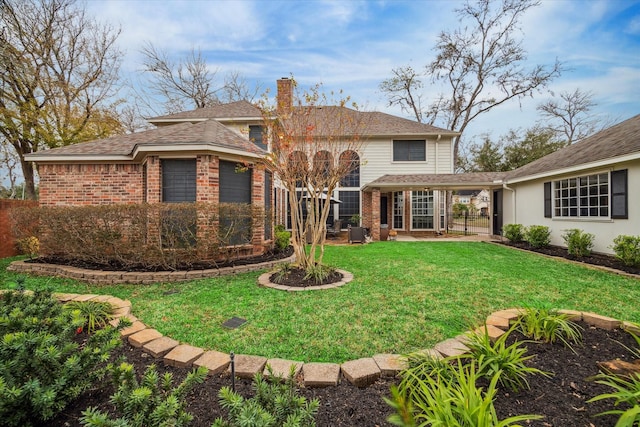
[24,78,458,246]
[497,114,639,254]
[452,189,490,216]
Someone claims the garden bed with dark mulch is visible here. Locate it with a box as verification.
[47,322,639,427]
[502,241,640,276]
[269,266,344,287]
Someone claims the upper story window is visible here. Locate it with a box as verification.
[553,173,609,218]
[339,150,360,187]
[313,151,332,179]
[393,140,426,162]
[249,125,267,150]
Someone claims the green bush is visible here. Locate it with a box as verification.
[525,225,551,248]
[274,224,291,251]
[589,372,640,426]
[81,362,207,427]
[562,228,594,258]
[0,289,122,426]
[387,359,541,427]
[212,365,319,427]
[611,235,640,267]
[64,300,115,334]
[502,224,525,243]
[464,325,548,392]
[515,307,582,349]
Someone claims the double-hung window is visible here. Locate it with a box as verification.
[393,140,426,161]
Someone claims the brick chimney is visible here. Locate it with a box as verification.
[276,77,293,116]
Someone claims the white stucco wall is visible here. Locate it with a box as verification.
[502,159,640,254]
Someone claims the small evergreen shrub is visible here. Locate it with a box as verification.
[212,365,319,427]
[611,235,640,267]
[562,228,594,258]
[80,362,207,427]
[303,263,335,285]
[274,224,291,251]
[525,225,551,248]
[16,236,39,259]
[0,289,122,426]
[502,223,525,243]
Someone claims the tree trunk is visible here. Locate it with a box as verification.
[19,156,37,200]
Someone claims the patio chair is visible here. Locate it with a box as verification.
[326,219,342,239]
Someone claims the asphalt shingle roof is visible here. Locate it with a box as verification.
[366,172,507,189]
[505,113,640,181]
[27,119,265,158]
[148,100,262,122]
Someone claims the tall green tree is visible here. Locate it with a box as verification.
[380,0,562,169]
[0,0,123,199]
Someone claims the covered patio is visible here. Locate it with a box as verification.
[361,172,507,241]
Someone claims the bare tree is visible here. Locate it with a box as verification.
[0,0,122,199]
[537,88,599,144]
[221,71,263,104]
[140,43,220,113]
[379,66,425,123]
[380,0,562,168]
[261,81,368,270]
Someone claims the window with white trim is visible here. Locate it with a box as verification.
[411,190,434,229]
[553,173,609,218]
[393,191,404,229]
[393,140,426,161]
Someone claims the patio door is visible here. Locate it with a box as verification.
[380,196,388,225]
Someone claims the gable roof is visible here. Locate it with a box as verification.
[148,100,262,124]
[506,114,640,182]
[25,119,265,162]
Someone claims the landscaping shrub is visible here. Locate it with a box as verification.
[611,235,640,267]
[525,225,551,248]
[0,289,122,426]
[64,300,115,334]
[80,362,207,427]
[212,365,319,427]
[16,236,39,259]
[464,325,548,392]
[274,224,291,251]
[515,307,582,348]
[502,223,525,243]
[387,358,541,426]
[562,228,595,258]
[11,202,265,270]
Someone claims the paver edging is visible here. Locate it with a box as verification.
[6,254,296,285]
[257,268,353,291]
[18,290,637,389]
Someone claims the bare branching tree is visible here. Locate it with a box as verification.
[261,81,368,270]
[140,43,220,113]
[379,66,425,123]
[380,0,562,169]
[536,88,600,144]
[0,0,122,199]
[221,71,263,104]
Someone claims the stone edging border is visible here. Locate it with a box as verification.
[30,291,640,389]
[257,269,353,291]
[6,255,296,285]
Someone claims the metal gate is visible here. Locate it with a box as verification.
[447,211,490,235]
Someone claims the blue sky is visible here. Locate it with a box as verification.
[87,0,640,141]
[3,0,640,187]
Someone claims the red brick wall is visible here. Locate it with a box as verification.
[0,199,38,258]
[196,155,220,204]
[39,163,144,206]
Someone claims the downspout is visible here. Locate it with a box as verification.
[502,181,516,225]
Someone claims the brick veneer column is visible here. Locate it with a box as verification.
[371,189,381,241]
[146,157,161,203]
[251,164,265,253]
[362,191,372,228]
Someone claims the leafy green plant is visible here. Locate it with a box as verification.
[464,325,549,391]
[515,307,582,348]
[303,263,334,285]
[589,372,640,427]
[64,300,115,334]
[16,236,39,259]
[274,224,292,251]
[0,289,122,426]
[502,224,525,243]
[80,362,207,427]
[611,235,640,267]
[525,225,551,248]
[212,365,319,427]
[272,262,294,284]
[562,228,594,258]
[387,359,542,427]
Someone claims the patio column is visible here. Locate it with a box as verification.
[371,188,381,241]
[251,164,266,254]
[145,156,161,203]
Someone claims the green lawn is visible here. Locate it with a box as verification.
[1,242,638,363]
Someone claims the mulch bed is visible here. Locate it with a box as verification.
[269,266,344,287]
[47,322,639,426]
